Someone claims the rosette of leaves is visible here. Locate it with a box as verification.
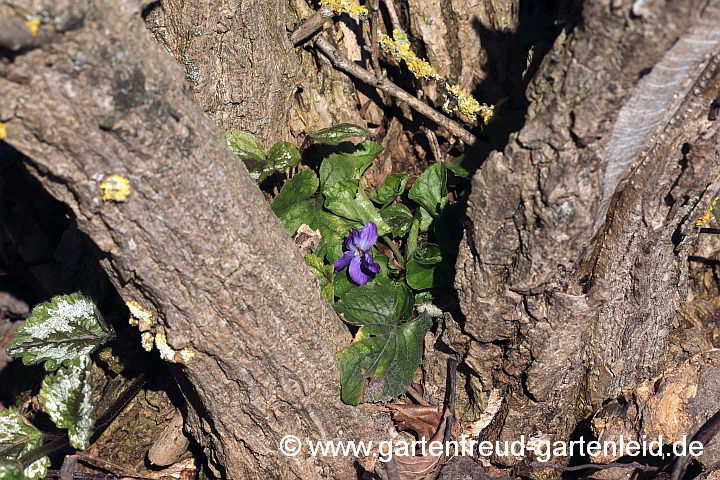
[0,410,51,480]
[225,130,301,182]
[335,281,431,404]
[7,293,114,371]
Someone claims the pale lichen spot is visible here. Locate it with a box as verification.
[140,332,154,352]
[99,175,131,202]
[126,301,154,331]
[178,349,195,362]
[154,332,176,362]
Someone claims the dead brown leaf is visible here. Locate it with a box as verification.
[387,404,444,441]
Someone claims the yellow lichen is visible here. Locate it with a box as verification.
[0,123,6,140]
[99,175,131,202]
[126,300,154,331]
[320,0,368,16]
[153,331,195,363]
[696,198,719,226]
[25,18,40,36]
[478,104,495,125]
[378,29,438,80]
[445,84,495,124]
[178,349,195,362]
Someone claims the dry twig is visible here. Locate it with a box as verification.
[290,5,334,45]
[314,36,477,145]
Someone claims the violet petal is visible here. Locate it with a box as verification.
[354,222,378,251]
[348,255,371,285]
[362,252,380,274]
[333,250,354,270]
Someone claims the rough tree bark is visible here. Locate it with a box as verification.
[0,1,389,479]
[456,0,720,471]
[3,0,720,478]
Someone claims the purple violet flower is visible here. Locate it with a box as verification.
[333,222,381,285]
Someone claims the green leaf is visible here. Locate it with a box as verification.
[333,272,356,299]
[0,459,24,480]
[447,154,471,177]
[308,123,371,145]
[379,204,414,238]
[0,410,50,480]
[369,174,408,205]
[319,141,383,191]
[270,170,319,218]
[23,456,50,480]
[406,259,451,290]
[408,163,448,217]
[416,206,434,233]
[337,313,431,404]
[275,196,357,261]
[0,409,44,459]
[412,243,442,265]
[415,292,433,304]
[225,130,265,162]
[325,187,391,235]
[305,254,334,303]
[323,179,358,203]
[334,281,413,326]
[7,293,114,371]
[372,253,390,281]
[267,141,301,170]
[406,218,420,260]
[255,141,303,182]
[39,355,95,450]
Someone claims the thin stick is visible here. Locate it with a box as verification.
[314,36,476,145]
[369,0,382,75]
[290,5,334,46]
[422,127,443,162]
[381,0,402,31]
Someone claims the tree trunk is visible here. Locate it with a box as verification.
[455,0,720,469]
[4,0,720,478]
[0,1,388,479]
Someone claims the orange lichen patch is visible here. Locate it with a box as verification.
[0,123,6,140]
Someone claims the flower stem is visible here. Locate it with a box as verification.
[382,235,405,268]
